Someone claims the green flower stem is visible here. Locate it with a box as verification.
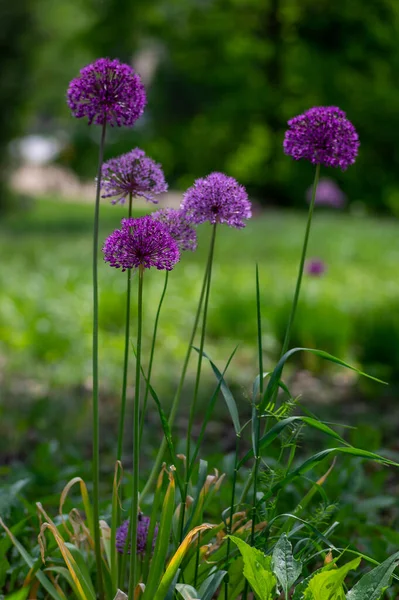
[180,222,218,542]
[92,120,106,600]
[224,434,241,600]
[249,263,264,545]
[140,252,210,502]
[280,163,321,359]
[139,270,169,443]
[117,192,134,461]
[239,164,321,510]
[113,193,133,590]
[128,266,144,600]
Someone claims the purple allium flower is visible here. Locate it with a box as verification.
[283,106,359,170]
[152,208,197,252]
[103,215,180,272]
[180,172,252,229]
[306,177,346,208]
[67,58,146,127]
[305,258,326,277]
[116,515,158,555]
[101,148,168,204]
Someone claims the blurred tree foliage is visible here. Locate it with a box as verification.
[9,0,399,211]
[0,0,35,209]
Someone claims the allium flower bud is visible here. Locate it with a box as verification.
[284,106,359,170]
[103,215,180,272]
[67,58,146,127]
[101,149,167,204]
[181,172,251,229]
[152,208,197,252]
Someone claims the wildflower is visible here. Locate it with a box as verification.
[181,172,251,229]
[306,258,326,277]
[67,58,146,127]
[103,215,180,271]
[101,148,167,204]
[306,178,346,208]
[152,208,197,252]
[116,515,158,555]
[283,106,359,170]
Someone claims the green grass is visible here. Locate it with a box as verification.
[1,197,399,396]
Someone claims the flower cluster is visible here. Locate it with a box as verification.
[152,208,197,252]
[101,148,168,204]
[306,258,326,277]
[283,106,359,170]
[306,178,346,208]
[103,215,180,271]
[181,172,252,229]
[67,58,146,127]
[116,515,158,555]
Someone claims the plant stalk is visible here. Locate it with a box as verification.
[92,120,106,599]
[128,266,144,599]
[180,223,218,542]
[140,248,211,502]
[139,270,169,443]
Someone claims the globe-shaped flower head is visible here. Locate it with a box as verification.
[152,208,197,252]
[103,215,180,272]
[101,148,168,204]
[116,515,158,555]
[283,106,359,170]
[181,172,252,229]
[67,58,146,127]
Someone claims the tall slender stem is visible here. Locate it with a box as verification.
[224,434,240,600]
[139,270,169,443]
[280,163,321,358]
[239,165,321,510]
[140,253,210,502]
[249,263,264,545]
[117,193,133,461]
[180,223,218,542]
[128,267,144,600]
[92,121,106,599]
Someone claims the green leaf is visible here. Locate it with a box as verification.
[238,416,347,467]
[199,570,227,600]
[272,534,302,597]
[194,347,241,435]
[229,536,277,600]
[175,583,199,599]
[260,347,386,412]
[346,551,399,600]
[5,588,30,600]
[303,558,361,600]
[262,447,399,503]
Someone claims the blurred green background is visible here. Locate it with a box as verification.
[3,0,399,211]
[1,0,399,501]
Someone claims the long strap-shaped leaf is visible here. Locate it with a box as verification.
[0,518,66,600]
[153,524,213,600]
[238,416,348,467]
[142,469,176,600]
[260,347,386,412]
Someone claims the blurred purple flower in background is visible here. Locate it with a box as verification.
[152,208,197,252]
[305,258,326,277]
[306,178,346,208]
[116,515,158,555]
[181,172,251,229]
[283,106,359,170]
[101,148,167,204]
[67,58,146,127]
[103,215,180,271]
